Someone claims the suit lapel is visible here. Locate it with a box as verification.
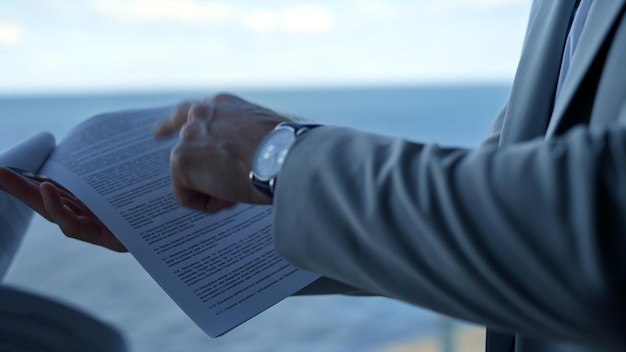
[546,0,626,136]
[499,0,577,145]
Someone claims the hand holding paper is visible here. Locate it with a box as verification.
[0,167,127,252]
[0,104,318,337]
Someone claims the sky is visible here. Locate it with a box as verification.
[0,0,532,94]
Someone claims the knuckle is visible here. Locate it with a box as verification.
[174,190,197,211]
[173,100,193,116]
[212,92,237,103]
[177,120,199,139]
[62,229,78,240]
[169,150,196,189]
[188,103,211,119]
[171,189,186,206]
[169,145,188,168]
[177,100,194,110]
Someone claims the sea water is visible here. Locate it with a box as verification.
[0,85,509,352]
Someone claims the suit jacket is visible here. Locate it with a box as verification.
[273,1,626,351]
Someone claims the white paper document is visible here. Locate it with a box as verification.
[1,107,319,337]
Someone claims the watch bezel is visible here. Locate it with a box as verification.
[250,125,298,181]
[249,122,320,199]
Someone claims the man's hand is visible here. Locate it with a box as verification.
[0,167,128,252]
[0,93,286,250]
[169,93,291,213]
[0,99,194,252]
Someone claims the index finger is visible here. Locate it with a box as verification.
[152,101,195,138]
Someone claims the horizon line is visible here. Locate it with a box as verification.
[0,80,513,98]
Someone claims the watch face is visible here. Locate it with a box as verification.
[253,128,296,179]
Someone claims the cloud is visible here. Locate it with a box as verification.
[92,0,335,34]
[243,5,334,33]
[467,0,529,6]
[0,0,532,92]
[0,23,23,46]
[281,5,334,33]
[91,0,232,25]
[243,10,279,32]
[243,5,334,34]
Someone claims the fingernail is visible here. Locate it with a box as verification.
[6,167,52,183]
[6,167,37,178]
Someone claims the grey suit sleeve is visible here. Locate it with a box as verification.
[273,122,626,347]
[293,103,510,297]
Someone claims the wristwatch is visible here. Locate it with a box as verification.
[249,122,321,199]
